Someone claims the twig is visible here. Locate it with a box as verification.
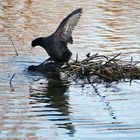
[92,55,110,61]
[75,53,78,62]
[86,53,90,58]
[86,77,117,119]
[8,34,18,56]
[94,72,112,81]
[82,53,98,62]
[130,57,133,68]
[65,72,78,84]
[104,53,121,66]
[9,73,16,91]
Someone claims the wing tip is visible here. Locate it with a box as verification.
[75,8,83,14]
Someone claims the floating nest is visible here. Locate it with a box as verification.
[61,53,140,83]
[28,53,140,83]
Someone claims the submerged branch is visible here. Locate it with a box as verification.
[8,34,18,56]
[9,73,16,91]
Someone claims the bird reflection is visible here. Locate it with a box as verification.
[29,71,76,136]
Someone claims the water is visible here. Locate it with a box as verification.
[0,0,140,139]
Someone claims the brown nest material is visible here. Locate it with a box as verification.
[61,53,140,82]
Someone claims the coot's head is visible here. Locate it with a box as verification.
[31,37,43,48]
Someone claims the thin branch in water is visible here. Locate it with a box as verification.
[86,77,117,119]
[86,53,90,58]
[82,53,98,62]
[8,34,18,56]
[105,53,121,65]
[9,73,16,91]
[65,72,78,84]
[130,57,133,68]
[75,53,78,62]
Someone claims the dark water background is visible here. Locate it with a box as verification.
[0,0,140,139]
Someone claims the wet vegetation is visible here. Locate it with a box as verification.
[62,53,140,83]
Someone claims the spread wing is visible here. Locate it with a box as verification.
[54,8,82,44]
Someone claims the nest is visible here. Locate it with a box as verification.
[61,53,140,82]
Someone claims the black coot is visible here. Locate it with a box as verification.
[32,8,82,63]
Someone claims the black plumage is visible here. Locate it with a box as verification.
[32,8,82,63]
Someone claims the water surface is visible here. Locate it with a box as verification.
[0,0,140,139]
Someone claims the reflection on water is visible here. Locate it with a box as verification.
[29,72,76,136]
[0,0,140,139]
[89,82,117,120]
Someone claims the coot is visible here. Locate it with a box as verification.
[32,8,82,63]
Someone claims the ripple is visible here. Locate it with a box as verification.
[0,0,140,139]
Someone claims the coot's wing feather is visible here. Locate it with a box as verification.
[54,8,82,44]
